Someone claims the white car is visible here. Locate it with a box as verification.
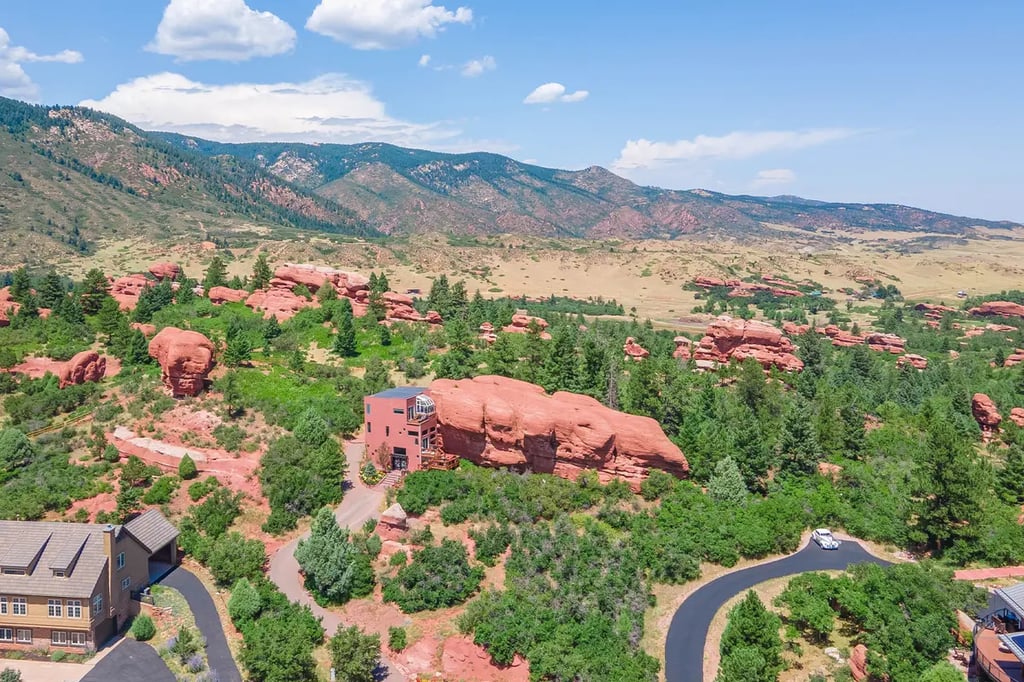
[811,528,840,550]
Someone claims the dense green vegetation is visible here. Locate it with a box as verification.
[717,591,783,682]
[294,507,375,605]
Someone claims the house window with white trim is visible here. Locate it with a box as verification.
[66,600,82,619]
[116,552,125,570]
[0,628,12,642]
[48,599,62,617]
[0,596,6,615]
[92,594,102,617]
[121,576,131,591]
[70,632,87,646]
[15,629,31,643]
[51,631,68,646]
[12,597,26,615]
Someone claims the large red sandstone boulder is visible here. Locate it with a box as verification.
[130,322,157,337]
[623,337,649,361]
[148,327,215,397]
[58,351,106,389]
[502,313,552,340]
[425,310,443,325]
[817,462,843,481]
[479,322,497,345]
[427,376,688,489]
[672,336,692,361]
[245,287,314,321]
[864,332,906,354]
[782,321,811,336]
[914,302,958,320]
[693,316,803,372]
[971,301,1024,319]
[274,263,370,297]
[849,644,868,681]
[208,286,248,305]
[896,353,928,370]
[148,262,181,281]
[973,393,1002,442]
[110,274,152,311]
[1010,408,1024,428]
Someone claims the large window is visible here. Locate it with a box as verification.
[48,599,62,618]
[16,629,31,643]
[92,594,103,617]
[116,552,126,570]
[0,628,12,642]
[12,597,26,615]
[66,600,82,619]
[70,632,87,646]
[51,631,68,646]
[0,596,6,615]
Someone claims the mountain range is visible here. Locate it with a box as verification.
[0,95,1019,264]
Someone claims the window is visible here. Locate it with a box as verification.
[70,632,87,646]
[12,597,26,615]
[365,404,370,414]
[116,552,125,571]
[1,568,25,575]
[393,447,406,456]
[366,422,371,433]
[0,628,12,642]
[66,600,82,619]
[51,631,68,646]
[16,629,31,644]
[0,596,6,615]
[385,426,390,437]
[48,599,62,618]
[409,431,418,437]
[392,408,404,414]
[53,570,65,578]
[92,594,103,617]
[121,576,131,591]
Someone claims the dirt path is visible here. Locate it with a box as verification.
[266,440,401,679]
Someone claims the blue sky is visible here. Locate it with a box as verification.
[1,1,1021,220]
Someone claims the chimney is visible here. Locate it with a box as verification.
[103,524,116,617]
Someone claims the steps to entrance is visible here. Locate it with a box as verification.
[378,470,404,489]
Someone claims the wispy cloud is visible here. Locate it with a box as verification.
[752,168,797,189]
[147,0,296,62]
[307,0,472,50]
[418,53,431,67]
[523,82,589,105]
[613,128,858,170]
[461,55,495,77]
[0,26,82,100]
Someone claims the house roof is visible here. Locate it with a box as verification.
[370,386,424,399]
[997,583,1024,619]
[123,509,179,554]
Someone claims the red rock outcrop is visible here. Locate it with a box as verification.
[782,321,811,336]
[207,286,248,304]
[672,336,692,361]
[896,353,928,370]
[148,262,181,281]
[849,644,868,681]
[865,332,906,354]
[817,462,843,481]
[692,316,804,372]
[425,310,443,325]
[130,322,157,337]
[987,323,1018,333]
[1004,350,1024,367]
[971,301,1024,319]
[914,302,958,320]
[819,325,865,348]
[623,337,650,361]
[502,313,552,340]
[110,274,152,311]
[274,263,370,298]
[973,393,1002,441]
[1010,408,1024,428]
[57,350,107,389]
[0,288,20,327]
[478,322,497,344]
[245,287,315,321]
[693,276,740,289]
[427,375,689,489]
[148,327,215,397]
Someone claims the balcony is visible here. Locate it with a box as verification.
[976,626,1024,682]
[420,450,459,471]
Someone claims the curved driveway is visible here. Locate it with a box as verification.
[665,541,890,682]
[161,567,242,682]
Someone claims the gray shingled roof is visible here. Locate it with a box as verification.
[0,527,51,569]
[997,583,1024,618]
[123,509,179,554]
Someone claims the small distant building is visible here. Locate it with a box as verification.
[363,387,442,472]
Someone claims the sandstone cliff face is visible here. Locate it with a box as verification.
[970,301,1024,319]
[693,316,803,372]
[58,350,106,389]
[896,353,928,370]
[110,274,151,311]
[208,286,248,304]
[502,313,552,340]
[148,327,215,397]
[1010,407,1024,428]
[623,337,650,361]
[427,375,688,489]
[148,262,181,281]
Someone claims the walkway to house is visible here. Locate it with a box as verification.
[268,440,401,680]
[160,567,242,682]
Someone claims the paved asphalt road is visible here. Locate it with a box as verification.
[162,566,242,682]
[665,541,891,682]
[81,639,175,682]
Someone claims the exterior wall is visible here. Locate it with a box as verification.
[107,533,148,631]
[364,395,439,472]
[0,595,98,651]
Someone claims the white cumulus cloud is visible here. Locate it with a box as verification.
[461,55,495,77]
[418,54,431,67]
[79,72,459,147]
[752,168,797,189]
[523,82,589,105]
[0,27,82,101]
[148,0,296,62]
[613,129,857,170]
[306,0,472,50]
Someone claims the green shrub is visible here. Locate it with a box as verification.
[142,476,179,505]
[130,614,156,642]
[228,578,262,626]
[102,444,120,463]
[383,539,483,613]
[213,424,245,452]
[388,626,407,652]
[178,453,198,480]
[389,550,408,567]
[50,651,66,663]
[1,668,24,682]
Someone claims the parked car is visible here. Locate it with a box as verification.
[811,528,840,550]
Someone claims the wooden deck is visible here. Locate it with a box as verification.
[976,628,1024,682]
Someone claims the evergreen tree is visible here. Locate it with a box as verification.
[779,399,821,476]
[708,456,748,505]
[486,334,519,377]
[262,315,282,341]
[376,272,390,294]
[178,454,198,480]
[204,255,228,293]
[96,295,124,340]
[333,309,358,357]
[38,271,66,308]
[427,275,451,317]
[56,294,85,326]
[317,281,337,303]
[174,277,197,305]
[363,358,393,395]
[377,324,392,347]
[541,324,579,392]
[329,625,381,682]
[9,267,31,304]
[997,443,1024,505]
[227,577,261,625]
[251,253,272,291]
[79,268,111,315]
[432,318,476,380]
[224,335,253,367]
[294,508,375,604]
[622,357,663,420]
[718,591,782,682]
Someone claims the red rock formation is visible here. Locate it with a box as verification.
[914,302,958,320]
[130,322,157,337]
[110,274,152,311]
[693,276,740,288]
[1007,350,1024,368]
[428,375,689,489]
[207,286,248,304]
[817,462,843,481]
[672,336,692,361]
[897,353,928,370]
[973,393,1002,442]
[849,644,868,681]
[148,262,181,281]
[245,287,315,321]
[782,321,811,336]
[692,316,804,372]
[1010,408,1024,428]
[986,323,1018,333]
[478,322,497,344]
[623,337,650,361]
[376,503,409,541]
[865,332,906,354]
[148,327,215,397]
[58,350,106,389]
[502,313,552,340]
[425,310,443,325]
[971,301,1024,319]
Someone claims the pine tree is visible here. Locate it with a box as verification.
[998,443,1024,505]
[719,591,782,682]
[56,295,85,326]
[427,275,451,317]
[9,267,31,304]
[541,324,579,392]
[317,281,337,303]
[79,268,111,315]
[224,335,252,367]
[779,399,821,476]
[333,309,357,357]
[708,456,748,505]
[204,256,228,293]
[251,253,272,291]
[363,358,393,395]
[487,334,519,377]
[38,271,66,308]
[433,319,476,380]
[377,324,392,347]
[174,277,197,305]
[178,454,198,480]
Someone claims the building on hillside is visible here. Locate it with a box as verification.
[0,509,178,652]
[363,387,447,472]
[973,583,1024,682]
